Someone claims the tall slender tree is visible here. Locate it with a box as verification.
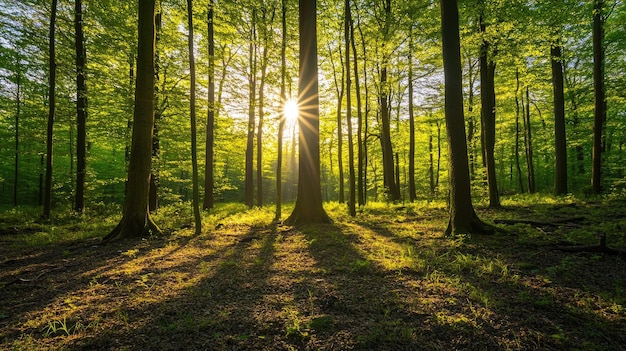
[104,0,161,241]
[345,0,356,216]
[285,0,330,225]
[407,26,417,202]
[479,12,500,208]
[591,0,605,194]
[187,0,201,235]
[13,56,21,207]
[551,41,567,195]
[204,0,215,210]
[74,0,87,213]
[245,8,257,208]
[440,0,490,236]
[43,0,58,220]
[275,0,287,220]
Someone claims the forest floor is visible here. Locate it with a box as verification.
[1,196,626,350]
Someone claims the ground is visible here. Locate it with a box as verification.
[1,196,625,350]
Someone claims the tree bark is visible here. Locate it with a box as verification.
[379,0,400,202]
[407,28,417,202]
[440,0,490,236]
[350,11,364,207]
[285,0,330,225]
[104,0,161,241]
[276,0,287,220]
[551,44,567,195]
[330,42,345,203]
[479,14,499,208]
[245,9,257,208]
[257,8,273,208]
[74,0,87,213]
[514,69,524,193]
[524,87,535,193]
[187,0,202,235]
[591,0,605,194]
[345,0,356,216]
[43,0,58,220]
[13,60,20,207]
[203,0,215,210]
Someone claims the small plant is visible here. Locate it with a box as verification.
[43,318,74,337]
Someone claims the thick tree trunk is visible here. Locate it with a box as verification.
[479,15,499,208]
[104,0,161,241]
[591,0,605,194]
[285,0,330,225]
[204,0,215,210]
[43,0,58,220]
[74,0,87,213]
[551,44,567,195]
[440,0,490,236]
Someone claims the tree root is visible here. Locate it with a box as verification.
[103,215,162,242]
[494,217,584,226]
[556,233,626,257]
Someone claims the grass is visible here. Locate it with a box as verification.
[1,195,625,350]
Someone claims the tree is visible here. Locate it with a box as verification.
[551,37,567,195]
[245,8,257,208]
[440,0,490,236]
[345,0,356,216]
[74,0,88,213]
[285,0,330,225]
[43,0,57,220]
[275,0,287,220]
[187,0,201,235]
[203,0,215,210]
[591,0,605,194]
[478,11,500,208]
[378,0,400,202]
[104,0,161,241]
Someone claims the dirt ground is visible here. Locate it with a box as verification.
[1,200,625,350]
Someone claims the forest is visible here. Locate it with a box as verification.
[1,0,626,349]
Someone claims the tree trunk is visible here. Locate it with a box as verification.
[379,0,400,202]
[204,0,215,210]
[104,0,161,241]
[276,0,287,220]
[74,0,87,213]
[524,87,535,193]
[551,44,567,195]
[350,11,364,207]
[479,14,499,208]
[43,0,58,220]
[407,29,417,202]
[345,0,356,216]
[187,0,202,235]
[257,8,272,208]
[440,0,490,236]
[13,61,20,207]
[330,42,345,203]
[514,69,524,193]
[591,0,605,194]
[245,10,257,208]
[285,0,330,225]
